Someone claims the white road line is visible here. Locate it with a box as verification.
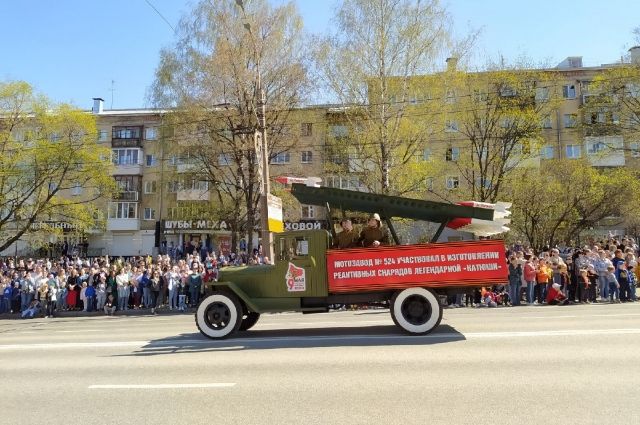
[2,328,640,350]
[89,383,236,389]
[56,330,101,333]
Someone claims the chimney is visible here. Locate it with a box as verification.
[629,46,640,64]
[446,57,458,71]
[92,98,104,114]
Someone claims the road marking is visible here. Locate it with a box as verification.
[56,330,100,333]
[89,383,236,389]
[2,328,640,351]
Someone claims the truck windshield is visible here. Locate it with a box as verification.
[278,236,309,261]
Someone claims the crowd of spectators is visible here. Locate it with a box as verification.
[3,235,638,319]
[0,247,271,319]
[450,236,639,308]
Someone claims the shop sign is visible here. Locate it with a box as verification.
[163,220,229,231]
[30,221,81,232]
[284,221,324,231]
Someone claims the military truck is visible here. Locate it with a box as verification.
[196,184,508,339]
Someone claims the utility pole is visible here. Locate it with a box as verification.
[236,0,274,261]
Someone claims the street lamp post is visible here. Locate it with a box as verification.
[236,0,274,261]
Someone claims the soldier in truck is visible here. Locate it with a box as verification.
[332,219,359,249]
[358,213,390,248]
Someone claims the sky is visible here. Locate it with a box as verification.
[1,0,638,110]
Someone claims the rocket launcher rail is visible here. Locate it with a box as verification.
[290,184,495,243]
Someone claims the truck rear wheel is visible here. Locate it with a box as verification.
[390,288,442,335]
[239,312,260,331]
[195,292,242,339]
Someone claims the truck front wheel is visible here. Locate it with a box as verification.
[195,292,242,339]
[390,288,442,335]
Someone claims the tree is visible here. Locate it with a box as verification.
[0,81,115,253]
[508,160,640,250]
[439,64,562,203]
[150,0,310,253]
[316,0,472,195]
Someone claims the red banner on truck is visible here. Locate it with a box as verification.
[326,240,508,293]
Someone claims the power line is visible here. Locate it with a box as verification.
[143,0,175,33]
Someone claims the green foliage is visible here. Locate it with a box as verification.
[0,81,116,252]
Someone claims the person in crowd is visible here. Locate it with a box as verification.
[508,256,522,306]
[139,269,152,309]
[80,281,88,312]
[535,259,551,305]
[358,213,390,248]
[188,264,203,308]
[606,265,620,303]
[627,264,637,302]
[586,265,599,303]
[333,218,359,249]
[166,266,180,310]
[594,250,612,301]
[21,299,42,318]
[104,294,117,316]
[546,283,569,305]
[96,276,107,311]
[66,269,79,311]
[618,262,631,302]
[116,268,129,311]
[523,256,537,305]
[150,270,161,314]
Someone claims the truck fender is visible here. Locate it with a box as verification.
[209,282,261,314]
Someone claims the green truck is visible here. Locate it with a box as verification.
[196,184,508,339]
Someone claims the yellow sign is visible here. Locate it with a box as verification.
[267,194,284,233]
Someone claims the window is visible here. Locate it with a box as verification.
[629,142,640,158]
[627,83,640,98]
[535,87,549,101]
[445,89,456,104]
[301,151,313,164]
[145,155,157,167]
[542,115,552,129]
[475,177,491,189]
[541,145,555,159]
[108,202,137,219]
[562,84,576,99]
[167,181,179,193]
[144,127,158,140]
[446,176,459,190]
[473,89,488,102]
[71,182,82,196]
[112,126,141,139]
[324,175,362,191]
[445,120,459,132]
[422,148,431,161]
[425,177,434,191]
[612,112,620,124]
[301,123,312,137]
[143,208,156,220]
[218,153,232,166]
[331,125,348,138]
[112,149,141,166]
[144,181,157,194]
[98,130,108,142]
[500,86,516,97]
[478,146,489,162]
[587,141,606,155]
[500,117,515,128]
[49,132,61,143]
[589,111,606,124]
[445,147,459,161]
[301,205,315,219]
[563,114,577,128]
[565,145,581,159]
[278,236,309,261]
[48,182,58,192]
[271,152,291,164]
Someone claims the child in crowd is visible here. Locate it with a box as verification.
[546,283,569,305]
[586,265,599,303]
[606,265,620,303]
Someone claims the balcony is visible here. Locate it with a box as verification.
[106,218,140,231]
[114,191,139,202]
[177,189,210,201]
[177,163,197,174]
[585,136,625,167]
[111,126,143,148]
[112,162,143,176]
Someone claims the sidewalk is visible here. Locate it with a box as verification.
[0,307,195,320]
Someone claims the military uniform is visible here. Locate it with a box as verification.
[332,229,359,249]
[358,226,390,247]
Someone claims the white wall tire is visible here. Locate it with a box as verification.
[195,292,242,339]
[390,288,442,335]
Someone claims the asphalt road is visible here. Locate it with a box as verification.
[1,303,639,425]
